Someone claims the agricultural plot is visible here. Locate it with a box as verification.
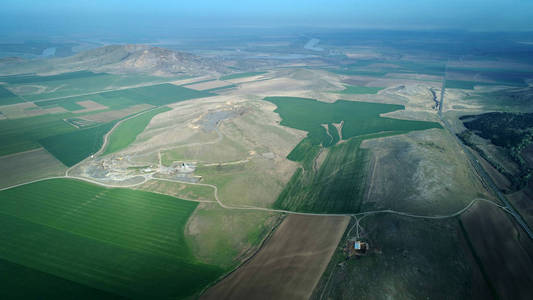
[0,178,224,299]
[186,203,279,268]
[39,122,115,166]
[331,60,445,77]
[3,71,175,101]
[445,80,504,90]
[460,201,533,299]
[0,71,106,85]
[0,113,74,156]
[0,258,118,299]
[104,106,171,155]
[334,85,383,95]
[219,71,266,81]
[0,148,66,189]
[36,83,213,110]
[203,215,349,300]
[0,85,24,105]
[265,97,440,213]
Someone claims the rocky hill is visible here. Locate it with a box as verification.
[0,44,227,76]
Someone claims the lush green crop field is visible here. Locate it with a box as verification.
[0,259,119,299]
[264,97,440,147]
[4,72,179,102]
[266,97,441,213]
[335,85,383,95]
[0,179,224,299]
[0,113,74,156]
[104,107,171,155]
[219,71,266,80]
[36,83,213,110]
[0,71,106,85]
[39,122,115,166]
[0,86,24,105]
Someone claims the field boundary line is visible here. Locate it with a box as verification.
[198,214,286,298]
[0,147,43,159]
[0,176,512,220]
[65,106,163,176]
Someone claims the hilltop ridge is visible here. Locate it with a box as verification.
[0,44,227,76]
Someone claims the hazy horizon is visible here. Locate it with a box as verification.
[1,0,533,40]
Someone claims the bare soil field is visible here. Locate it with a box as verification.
[25,106,67,117]
[202,215,349,300]
[185,80,232,91]
[461,201,533,300]
[82,103,153,122]
[224,74,268,84]
[169,76,215,86]
[72,100,108,113]
[0,148,66,188]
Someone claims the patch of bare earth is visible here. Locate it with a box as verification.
[72,100,108,114]
[0,148,66,188]
[82,104,153,122]
[202,215,349,300]
[185,80,231,91]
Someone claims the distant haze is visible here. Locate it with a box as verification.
[1,0,533,39]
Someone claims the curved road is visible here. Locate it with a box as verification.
[438,75,533,240]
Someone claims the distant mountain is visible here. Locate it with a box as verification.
[0,45,227,76]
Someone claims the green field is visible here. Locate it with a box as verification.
[265,97,441,213]
[104,107,171,155]
[330,60,445,77]
[335,85,383,95]
[0,259,119,299]
[264,97,440,148]
[0,179,224,299]
[0,82,214,162]
[0,113,74,156]
[1,71,183,102]
[0,86,24,105]
[219,71,266,80]
[277,134,391,213]
[39,122,116,166]
[445,80,506,90]
[36,83,213,109]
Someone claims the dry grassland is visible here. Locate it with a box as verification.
[0,148,66,188]
[82,103,153,122]
[186,203,279,268]
[362,128,492,214]
[72,100,108,113]
[134,179,216,202]
[185,80,231,91]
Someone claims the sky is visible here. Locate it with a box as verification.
[1,0,533,36]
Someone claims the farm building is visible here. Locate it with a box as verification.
[346,240,369,257]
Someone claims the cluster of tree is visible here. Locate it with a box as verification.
[458,112,533,191]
